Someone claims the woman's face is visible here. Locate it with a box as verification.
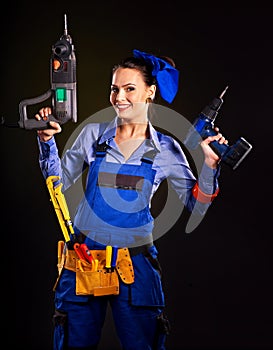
[110,67,156,122]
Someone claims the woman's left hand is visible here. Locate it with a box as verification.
[200,127,228,169]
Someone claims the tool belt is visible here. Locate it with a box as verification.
[61,247,134,296]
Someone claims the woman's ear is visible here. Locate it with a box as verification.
[148,84,156,100]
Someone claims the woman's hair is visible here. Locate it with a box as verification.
[112,54,176,100]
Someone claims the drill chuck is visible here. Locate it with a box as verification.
[202,86,228,121]
[53,40,72,57]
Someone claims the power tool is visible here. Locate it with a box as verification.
[183,87,252,170]
[2,14,77,130]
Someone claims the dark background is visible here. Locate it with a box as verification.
[1,2,272,349]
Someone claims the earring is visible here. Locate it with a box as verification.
[146,97,153,104]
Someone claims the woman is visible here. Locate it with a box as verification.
[36,49,227,350]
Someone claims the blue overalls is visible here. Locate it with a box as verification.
[53,136,169,350]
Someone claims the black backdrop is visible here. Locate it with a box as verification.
[2,2,272,350]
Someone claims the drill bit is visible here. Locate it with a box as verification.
[220,86,229,99]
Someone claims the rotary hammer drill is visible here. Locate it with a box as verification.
[2,14,77,130]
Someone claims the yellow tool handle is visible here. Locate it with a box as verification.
[57,240,65,265]
[91,259,99,272]
[55,183,74,235]
[105,245,112,269]
[46,175,73,242]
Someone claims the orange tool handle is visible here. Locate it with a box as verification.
[80,243,94,264]
[74,243,85,260]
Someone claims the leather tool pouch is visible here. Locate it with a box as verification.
[64,248,134,296]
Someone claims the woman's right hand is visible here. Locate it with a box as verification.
[35,107,62,142]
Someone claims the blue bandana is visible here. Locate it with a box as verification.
[133,49,179,103]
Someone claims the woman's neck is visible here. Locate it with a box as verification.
[115,121,149,161]
[116,121,149,139]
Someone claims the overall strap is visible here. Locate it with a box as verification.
[141,149,157,164]
[95,141,109,157]
[94,122,111,158]
[140,131,162,164]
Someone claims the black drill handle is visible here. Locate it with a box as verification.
[18,89,58,130]
[19,114,61,130]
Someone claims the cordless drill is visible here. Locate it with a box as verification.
[183,87,252,170]
[17,14,77,130]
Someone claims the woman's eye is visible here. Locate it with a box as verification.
[111,87,118,93]
[126,87,135,92]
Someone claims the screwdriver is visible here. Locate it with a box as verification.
[105,245,112,271]
[111,246,118,270]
